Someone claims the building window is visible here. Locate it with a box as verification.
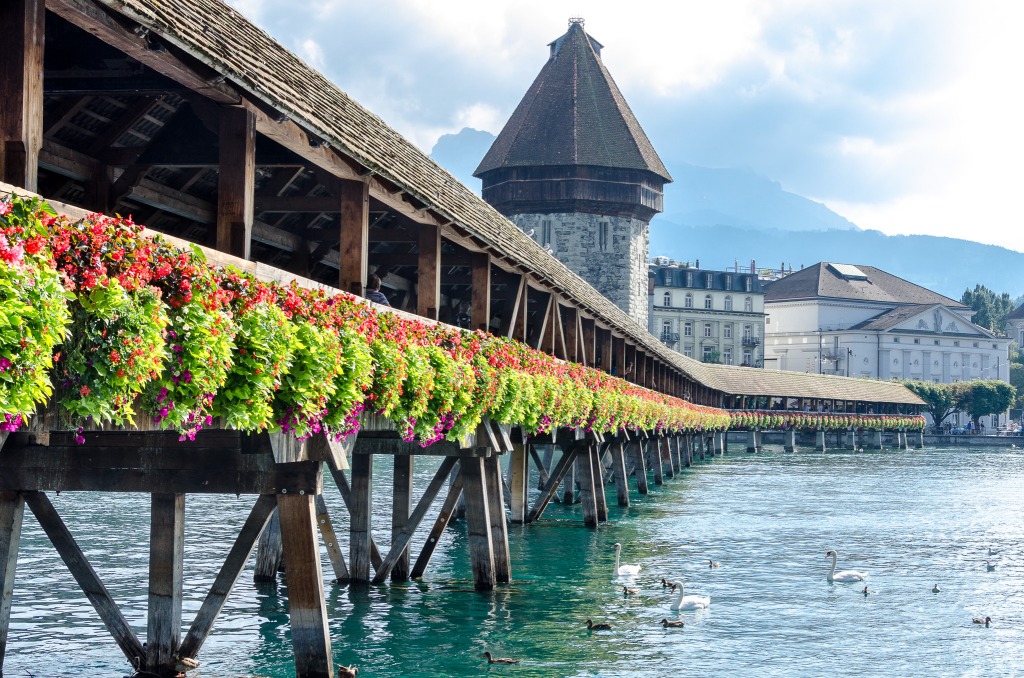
[704,295,713,309]
[724,324,732,339]
[935,340,940,345]
[745,277,752,292]
[703,345,715,360]
[683,322,693,337]
[663,291,672,307]
[703,323,713,337]
[662,320,672,334]
[598,221,609,252]
[686,271,693,287]
[973,342,979,348]
[743,350,752,365]
[684,347,693,358]
[685,293,693,308]
[913,338,920,344]
[723,348,733,364]
[744,297,753,312]
[725,274,732,289]
[705,273,713,288]
[743,325,752,339]
[724,295,733,311]
[893,337,900,343]
[953,341,960,347]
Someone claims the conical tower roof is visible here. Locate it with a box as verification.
[475,20,671,181]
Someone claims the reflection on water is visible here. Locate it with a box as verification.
[4,445,1023,676]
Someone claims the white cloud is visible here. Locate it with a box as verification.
[298,38,326,70]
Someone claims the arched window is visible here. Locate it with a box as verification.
[685,293,693,308]
[724,295,733,311]
[704,294,713,309]
[663,291,672,307]
[744,296,753,312]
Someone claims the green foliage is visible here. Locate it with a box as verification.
[902,380,959,425]
[956,379,1016,424]
[960,284,1016,334]
[702,350,722,364]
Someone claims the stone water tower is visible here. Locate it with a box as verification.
[474,18,671,328]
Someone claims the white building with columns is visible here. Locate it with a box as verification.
[762,263,1012,428]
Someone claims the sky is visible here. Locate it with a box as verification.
[225,0,1024,254]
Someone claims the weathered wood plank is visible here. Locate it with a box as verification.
[23,491,145,662]
[326,464,383,571]
[338,179,369,296]
[418,224,440,319]
[508,444,529,524]
[410,468,463,579]
[278,492,333,678]
[0,491,25,673]
[484,456,511,583]
[0,0,44,190]
[347,454,374,582]
[314,494,349,583]
[390,455,414,582]
[180,494,276,658]
[575,446,598,528]
[253,507,283,582]
[591,445,609,522]
[217,105,256,259]
[461,457,495,590]
[610,440,629,507]
[146,493,185,674]
[471,252,491,332]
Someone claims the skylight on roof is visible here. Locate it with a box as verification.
[828,263,868,281]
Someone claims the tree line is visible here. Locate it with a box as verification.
[902,380,1016,430]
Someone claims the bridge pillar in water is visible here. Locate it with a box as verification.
[649,438,664,486]
[561,458,577,505]
[684,436,693,467]
[784,428,797,453]
[720,431,729,455]
[591,445,609,522]
[815,430,826,451]
[870,430,882,450]
[899,429,908,449]
[628,441,649,494]
[462,457,497,590]
[660,437,674,479]
[509,443,528,524]
[747,429,759,454]
[915,430,925,449]
[610,440,630,507]
[575,446,599,528]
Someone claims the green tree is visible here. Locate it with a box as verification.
[960,285,1016,334]
[702,350,721,364]
[902,380,958,427]
[956,379,1017,427]
[1010,362,1024,409]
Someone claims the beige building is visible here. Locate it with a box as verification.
[649,262,766,367]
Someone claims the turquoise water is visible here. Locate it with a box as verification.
[4,443,1023,677]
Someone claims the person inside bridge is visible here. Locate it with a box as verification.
[365,273,390,306]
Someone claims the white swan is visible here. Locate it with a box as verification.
[612,543,641,577]
[825,550,867,583]
[669,581,711,611]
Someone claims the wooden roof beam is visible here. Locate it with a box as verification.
[46,0,240,105]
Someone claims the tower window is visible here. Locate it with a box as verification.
[598,221,609,252]
[540,220,552,247]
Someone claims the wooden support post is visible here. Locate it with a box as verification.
[338,179,369,296]
[627,441,648,494]
[747,430,758,454]
[784,428,797,453]
[314,495,349,583]
[871,429,882,450]
[899,429,909,450]
[461,457,496,590]
[720,431,729,455]
[915,429,924,449]
[391,455,414,582]
[660,437,674,479]
[253,507,283,581]
[0,491,25,673]
[561,459,576,505]
[0,0,44,190]
[683,435,693,467]
[484,456,511,583]
[816,429,827,451]
[411,467,463,578]
[611,441,629,507]
[278,490,333,678]
[23,491,145,663]
[532,445,553,490]
[146,493,185,675]
[509,443,529,523]
[575,446,598,528]
[180,495,276,660]
[590,445,609,522]
[649,439,664,486]
[348,453,373,583]
[327,465,383,570]
[471,252,491,331]
[417,224,440,320]
[216,105,256,259]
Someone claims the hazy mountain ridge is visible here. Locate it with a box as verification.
[430,128,1024,301]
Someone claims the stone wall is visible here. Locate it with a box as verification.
[510,212,649,328]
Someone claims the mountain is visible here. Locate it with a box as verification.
[429,127,1024,301]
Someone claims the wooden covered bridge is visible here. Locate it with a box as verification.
[0,1,923,675]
